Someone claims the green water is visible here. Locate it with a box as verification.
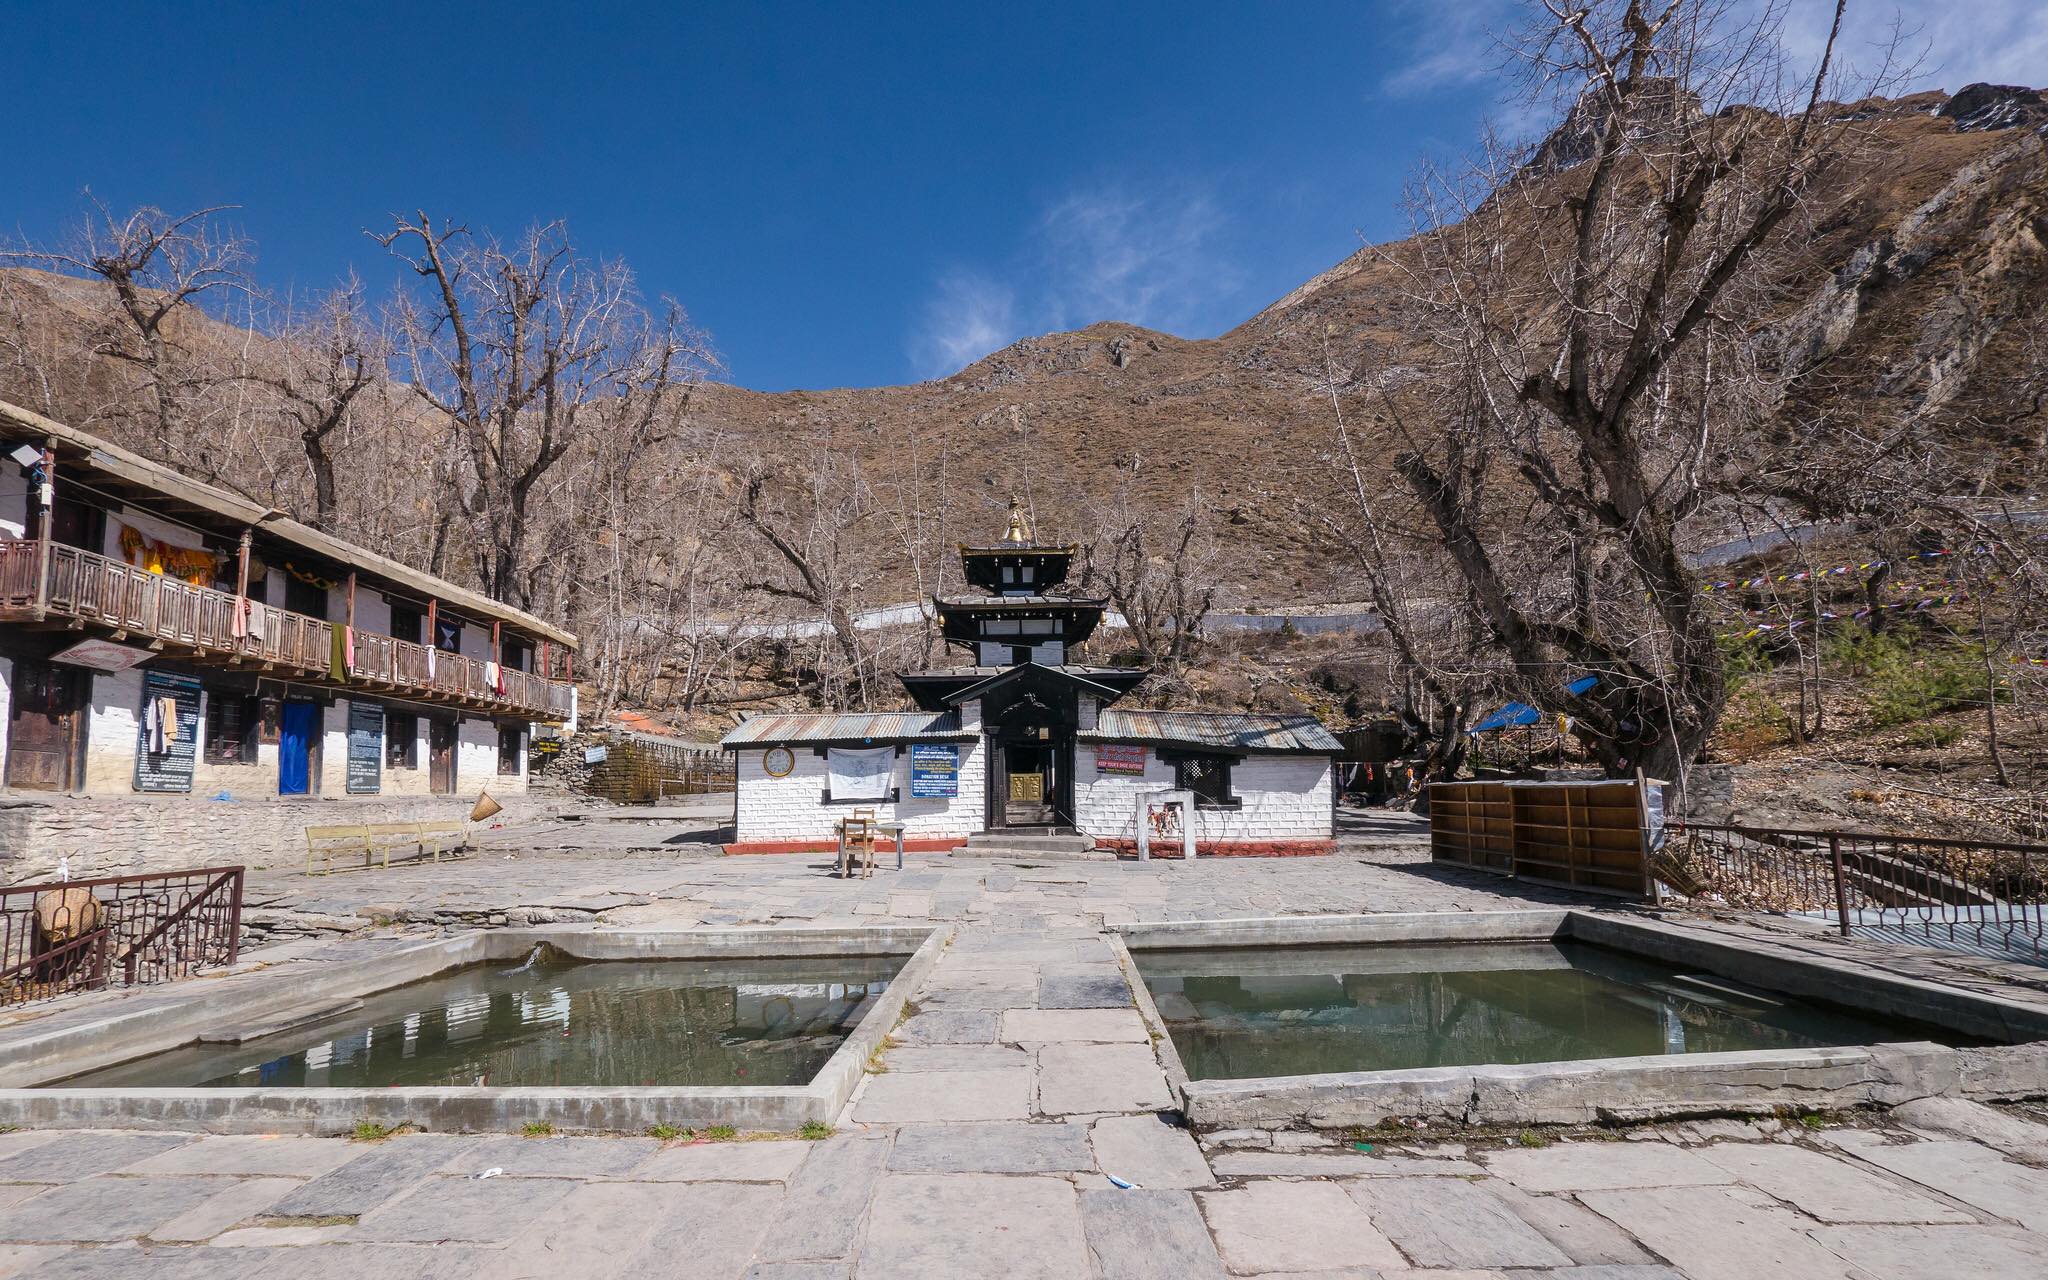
[1136,941,1962,1081]
[64,955,903,1089]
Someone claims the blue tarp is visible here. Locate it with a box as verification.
[1468,676,1599,734]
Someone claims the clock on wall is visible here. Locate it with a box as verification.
[763,746,796,778]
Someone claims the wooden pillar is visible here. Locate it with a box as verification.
[29,445,54,620]
[345,571,356,630]
[233,528,252,646]
[540,639,551,681]
[426,597,440,687]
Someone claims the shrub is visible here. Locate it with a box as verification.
[1824,630,1987,727]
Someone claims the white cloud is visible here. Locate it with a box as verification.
[1036,186,1239,333]
[908,270,1017,381]
[1382,0,2046,122]
[1380,0,1519,97]
[1782,0,2048,92]
[906,180,1243,380]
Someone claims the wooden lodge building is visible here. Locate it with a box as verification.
[721,502,1340,856]
[0,400,577,832]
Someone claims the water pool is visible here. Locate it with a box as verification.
[64,953,904,1089]
[1136,939,1969,1081]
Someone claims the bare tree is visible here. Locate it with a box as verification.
[254,278,385,529]
[3,200,252,478]
[1379,0,1887,798]
[1306,330,1495,791]
[377,213,709,608]
[736,450,885,708]
[1081,471,1219,681]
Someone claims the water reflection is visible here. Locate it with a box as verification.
[1136,941,1958,1081]
[68,956,902,1089]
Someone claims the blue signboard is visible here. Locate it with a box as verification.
[909,743,959,798]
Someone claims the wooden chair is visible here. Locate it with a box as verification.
[844,808,879,879]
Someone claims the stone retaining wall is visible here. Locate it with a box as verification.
[0,792,550,880]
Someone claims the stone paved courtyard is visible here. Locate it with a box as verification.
[5,813,2048,1277]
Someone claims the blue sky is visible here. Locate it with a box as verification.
[4,2,2039,391]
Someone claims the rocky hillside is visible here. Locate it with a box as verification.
[1,86,2042,615]
[687,84,2048,601]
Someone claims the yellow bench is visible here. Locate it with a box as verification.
[306,821,472,876]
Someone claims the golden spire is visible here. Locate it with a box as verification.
[1002,497,1032,545]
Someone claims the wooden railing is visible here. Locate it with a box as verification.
[0,538,574,722]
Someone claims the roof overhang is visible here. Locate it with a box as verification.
[0,398,578,649]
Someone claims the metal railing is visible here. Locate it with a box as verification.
[1,537,574,721]
[0,865,245,1006]
[1661,823,2048,962]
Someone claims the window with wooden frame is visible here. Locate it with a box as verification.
[497,724,524,775]
[1172,753,1239,809]
[385,711,419,768]
[202,693,262,765]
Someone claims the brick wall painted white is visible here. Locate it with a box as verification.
[736,740,986,841]
[1074,746,1333,842]
[83,667,143,791]
[457,715,499,793]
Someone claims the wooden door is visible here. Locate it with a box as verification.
[50,498,95,551]
[5,659,85,791]
[429,719,456,794]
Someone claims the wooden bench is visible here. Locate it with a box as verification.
[306,821,472,876]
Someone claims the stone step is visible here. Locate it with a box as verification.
[951,833,1112,861]
[956,832,1097,854]
[950,846,1118,863]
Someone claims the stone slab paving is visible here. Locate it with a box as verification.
[9,821,2048,1276]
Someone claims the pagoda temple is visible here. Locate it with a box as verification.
[722,500,1340,856]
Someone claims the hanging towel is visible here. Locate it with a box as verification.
[141,696,159,752]
[485,661,502,695]
[247,605,267,642]
[231,596,248,639]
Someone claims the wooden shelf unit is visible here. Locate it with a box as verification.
[1429,778,1653,899]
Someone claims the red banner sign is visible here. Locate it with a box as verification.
[1094,744,1148,775]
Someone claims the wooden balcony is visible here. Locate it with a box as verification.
[0,538,574,723]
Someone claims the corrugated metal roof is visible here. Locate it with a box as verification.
[720,710,970,747]
[1079,709,1343,754]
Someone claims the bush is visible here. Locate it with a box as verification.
[1823,630,1987,727]
[1717,633,1777,696]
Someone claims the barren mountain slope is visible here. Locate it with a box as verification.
[689,86,2048,599]
[2,86,2043,610]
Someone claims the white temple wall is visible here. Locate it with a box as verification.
[734,740,986,843]
[1073,747,1333,844]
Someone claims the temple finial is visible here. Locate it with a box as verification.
[1002,497,1032,544]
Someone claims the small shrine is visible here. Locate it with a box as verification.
[722,500,1340,856]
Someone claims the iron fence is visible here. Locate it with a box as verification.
[1661,823,2047,962]
[0,865,244,1006]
